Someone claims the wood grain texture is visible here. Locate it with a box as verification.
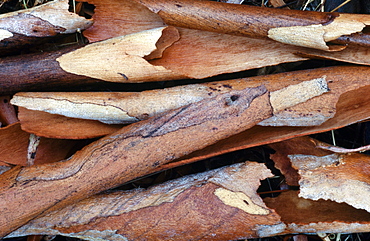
[0,86,272,237]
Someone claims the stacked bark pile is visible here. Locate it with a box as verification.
[1,0,370,240]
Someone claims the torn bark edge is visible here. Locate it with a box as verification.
[0,0,93,36]
[289,153,370,212]
[268,14,369,51]
[56,26,185,83]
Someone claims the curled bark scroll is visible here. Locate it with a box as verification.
[264,190,370,235]
[134,0,370,50]
[0,85,273,237]
[12,76,328,125]
[0,26,182,95]
[269,136,370,213]
[0,0,93,55]
[13,64,370,140]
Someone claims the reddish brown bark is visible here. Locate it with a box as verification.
[134,0,370,48]
[158,65,370,171]
[0,86,272,237]
[7,162,282,240]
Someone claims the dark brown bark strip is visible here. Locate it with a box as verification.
[0,45,101,95]
[0,86,272,237]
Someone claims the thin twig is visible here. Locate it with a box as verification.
[316,144,370,153]
[330,0,352,12]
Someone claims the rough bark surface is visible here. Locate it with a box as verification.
[7,162,284,241]
[0,86,272,237]
[290,152,370,212]
[162,65,370,170]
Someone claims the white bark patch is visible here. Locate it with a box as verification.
[268,14,367,51]
[11,85,211,124]
[289,154,370,212]
[259,76,330,126]
[214,188,270,215]
[57,27,179,82]
[0,29,12,41]
[11,96,137,124]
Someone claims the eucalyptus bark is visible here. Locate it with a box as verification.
[0,27,181,95]
[0,0,92,56]
[134,0,370,50]
[0,45,101,95]
[0,86,272,237]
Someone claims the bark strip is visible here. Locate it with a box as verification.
[0,0,93,55]
[0,27,181,95]
[134,0,370,50]
[0,85,272,237]
[7,162,283,241]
